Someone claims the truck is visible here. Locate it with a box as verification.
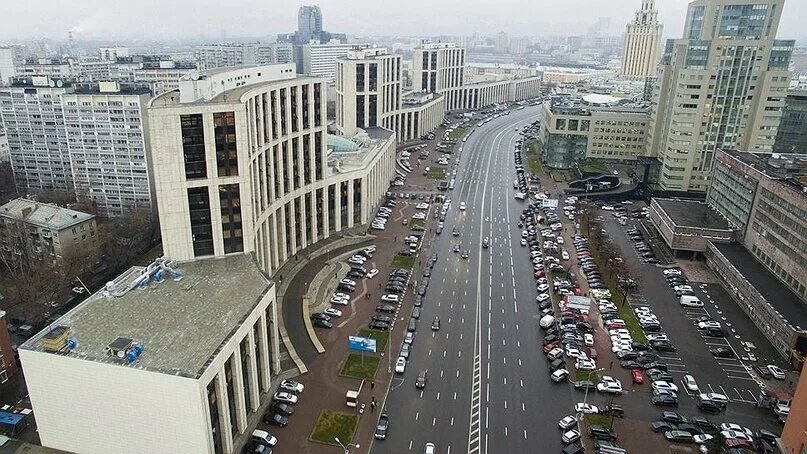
[679,295,703,308]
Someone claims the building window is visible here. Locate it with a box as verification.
[353,179,362,224]
[188,187,214,257]
[180,114,207,179]
[356,95,365,128]
[252,321,266,397]
[207,380,223,454]
[213,112,238,177]
[219,184,243,254]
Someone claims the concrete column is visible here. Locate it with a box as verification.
[215,371,234,454]
[246,330,260,410]
[230,348,248,433]
[258,313,272,390]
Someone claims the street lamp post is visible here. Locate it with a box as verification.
[334,437,360,454]
[579,367,607,424]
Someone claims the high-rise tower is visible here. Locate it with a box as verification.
[621,0,663,80]
[297,5,323,43]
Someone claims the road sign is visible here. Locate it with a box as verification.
[542,198,559,209]
[348,336,377,353]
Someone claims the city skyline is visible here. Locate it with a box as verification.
[0,0,804,43]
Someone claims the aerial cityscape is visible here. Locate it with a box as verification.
[0,1,805,453]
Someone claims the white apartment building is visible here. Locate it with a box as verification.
[0,77,155,217]
[301,42,366,81]
[464,62,537,84]
[335,48,445,143]
[132,62,196,95]
[411,42,541,110]
[18,59,75,77]
[20,254,281,454]
[648,0,793,192]
[77,59,113,82]
[148,64,396,275]
[196,43,294,71]
[0,47,19,85]
[621,0,663,80]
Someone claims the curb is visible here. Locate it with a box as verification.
[301,294,326,353]
[275,296,308,375]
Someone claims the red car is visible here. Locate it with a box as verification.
[586,347,598,359]
[606,323,626,330]
[534,270,545,279]
[631,369,644,384]
[543,342,559,354]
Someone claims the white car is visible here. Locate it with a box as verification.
[562,429,581,444]
[697,321,721,330]
[280,379,305,393]
[561,250,570,260]
[693,434,714,444]
[459,202,466,211]
[404,332,414,344]
[367,269,379,278]
[700,392,729,404]
[565,348,583,359]
[537,284,550,292]
[348,257,365,265]
[395,356,407,373]
[324,307,342,317]
[424,443,436,454]
[520,238,527,246]
[584,334,594,347]
[416,202,429,210]
[575,359,597,371]
[652,381,679,393]
[413,212,427,220]
[536,293,550,303]
[597,381,623,394]
[381,294,400,303]
[768,364,786,380]
[340,278,356,286]
[663,269,682,275]
[721,430,753,442]
[558,415,577,430]
[330,296,349,305]
[574,403,599,414]
[273,392,298,404]
[683,374,699,393]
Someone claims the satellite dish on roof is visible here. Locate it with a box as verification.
[48,79,55,87]
[56,79,64,87]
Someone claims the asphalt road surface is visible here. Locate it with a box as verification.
[372,106,572,454]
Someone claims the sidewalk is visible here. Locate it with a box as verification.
[268,134,447,453]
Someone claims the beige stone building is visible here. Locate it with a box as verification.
[148,64,396,275]
[620,0,663,80]
[647,0,794,192]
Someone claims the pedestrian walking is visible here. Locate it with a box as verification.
[371,381,375,390]
[371,401,376,412]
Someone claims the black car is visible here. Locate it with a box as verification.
[620,360,641,369]
[271,402,294,416]
[696,399,724,414]
[706,328,726,338]
[376,304,396,313]
[312,318,332,329]
[373,315,393,323]
[385,285,404,294]
[369,320,391,330]
[244,440,272,453]
[347,270,364,279]
[690,416,716,431]
[311,313,331,322]
[664,430,694,443]
[374,413,389,440]
[660,412,686,424]
[652,395,678,407]
[415,370,428,388]
[710,347,735,358]
[642,362,668,371]
[263,412,289,427]
[589,425,616,441]
[753,365,773,378]
[601,405,624,418]
[413,296,423,307]
[561,442,585,454]
[651,420,676,432]
[676,423,703,436]
[652,342,677,353]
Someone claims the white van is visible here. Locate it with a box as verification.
[547,348,564,361]
[539,314,555,329]
[680,295,703,308]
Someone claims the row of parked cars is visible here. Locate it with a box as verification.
[241,379,306,453]
[650,411,779,452]
[313,246,378,329]
[625,225,658,264]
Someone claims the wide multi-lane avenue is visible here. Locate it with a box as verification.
[372,106,571,454]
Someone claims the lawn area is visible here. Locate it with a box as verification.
[339,353,380,380]
[573,369,601,382]
[617,298,648,342]
[581,160,610,174]
[585,413,613,427]
[410,218,426,230]
[448,126,467,140]
[391,254,415,269]
[528,156,543,174]
[309,410,359,447]
[426,167,446,180]
[358,328,389,351]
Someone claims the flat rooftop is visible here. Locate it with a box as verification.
[713,243,807,331]
[655,198,731,231]
[20,254,272,379]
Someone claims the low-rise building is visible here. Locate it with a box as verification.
[648,198,735,255]
[779,361,807,453]
[538,93,651,169]
[19,254,281,454]
[0,198,97,261]
[196,43,294,71]
[0,311,19,387]
[463,62,537,84]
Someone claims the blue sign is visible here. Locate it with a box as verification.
[348,336,377,353]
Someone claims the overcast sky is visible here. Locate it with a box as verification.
[0,0,803,43]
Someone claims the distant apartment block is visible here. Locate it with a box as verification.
[196,43,294,71]
[0,77,154,217]
[773,89,807,154]
[0,47,19,85]
[464,63,537,84]
[0,198,97,261]
[98,47,130,61]
[301,41,365,81]
[18,58,75,78]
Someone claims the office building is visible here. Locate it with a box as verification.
[196,43,294,71]
[706,149,807,300]
[301,42,364,81]
[774,89,807,154]
[647,0,794,192]
[335,48,444,143]
[147,64,396,275]
[464,63,537,84]
[621,0,663,80]
[0,198,97,261]
[77,59,113,82]
[0,78,154,217]
[538,93,651,169]
[131,60,196,94]
[19,254,282,454]
[0,47,19,85]
[298,5,323,43]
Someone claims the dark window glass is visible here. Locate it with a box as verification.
[328,184,336,233]
[368,95,377,127]
[316,188,324,237]
[356,95,365,128]
[303,134,312,185]
[290,86,299,133]
[188,187,214,256]
[369,63,378,91]
[314,132,323,181]
[214,111,238,177]
[292,138,300,190]
[279,88,287,136]
[207,380,223,454]
[181,114,207,179]
[356,63,365,92]
[313,83,322,127]
[224,357,238,438]
[353,179,362,224]
[253,322,266,397]
[301,84,310,130]
[219,184,243,254]
[240,338,252,413]
[340,181,349,227]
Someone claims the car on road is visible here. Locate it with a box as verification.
[330,296,349,305]
[768,364,786,380]
[416,370,428,389]
[559,415,577,430]
[280,379,304,393]
[664,430,694,443]
[551,369,569,382]
[693,434,714,444]
[597,381,622,394]
[395,357,406,373]
[697,399,724,413]
[459,202,466,210]
[375,413,389,439]
[381,294,400,303]
[651,420,676,432]
[652,381,679,393]
[431,317,441,330]
[699,392,729,404]
[404,332,414,344]
[482,237,489,248]
[562,429,581,444]
[573,381,597,392]
[424,442,436,454]
[366,269,379,278]
[273,392,298,404]
[376,304,396,313]
[753,365,773,378]
[589,425,616,441]
[651,395,678,407]
[631,369,644,384]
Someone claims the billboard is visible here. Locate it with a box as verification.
[348,336,377,353]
